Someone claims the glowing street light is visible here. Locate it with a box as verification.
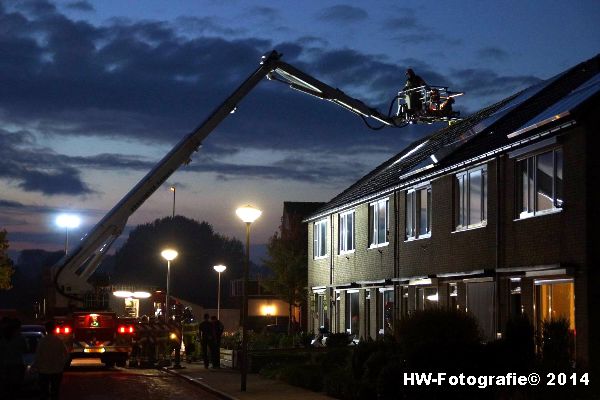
[55,213,80,255]
[169,186,176,218]
[213,265,227,320]
[161,249,178,321]
[236,204,261,392]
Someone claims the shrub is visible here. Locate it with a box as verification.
[541,318,573,371]
[323,367,357,399]
[279,363,324,392]
[326,332,352,347]
[396,309,482,372]
[504,315,536,371]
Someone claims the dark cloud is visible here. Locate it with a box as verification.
[0,1,543,191]
[384,16,419,30]
[318,5,368,23]
[452,68,541,98]
[0,129,93,195]
[477,47,509,61]
[65,1,94,12]
[247,6,280,22]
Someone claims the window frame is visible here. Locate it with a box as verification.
[405,185,432,240]
[455,165,488,231]
[338,210,355,254]
[369,198,389,248]
[516,147,563,219]
[313,219,328,259]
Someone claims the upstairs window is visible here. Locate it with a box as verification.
[517,148,563,218]
[406,186,431,239]
[339,211,355,254]
[456,166,487,230]
[313,219,327,259]
[369,198,389,247]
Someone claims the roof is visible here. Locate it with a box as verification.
[306,54,600,222]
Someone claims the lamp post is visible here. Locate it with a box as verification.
[161,249,178,321]
[235,205,262,392]
[55,214,80,255]
[170,186,176,218]
[213,265,227,320]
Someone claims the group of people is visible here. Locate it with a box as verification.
[0,318,68,400]
[403,68,454,118]
[198,314,224,369]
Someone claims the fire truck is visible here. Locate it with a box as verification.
[49,51,463,348]
[54,312,135,367]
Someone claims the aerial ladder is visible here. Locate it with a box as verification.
[51,50,462,312]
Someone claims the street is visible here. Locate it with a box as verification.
[18,359,221,400]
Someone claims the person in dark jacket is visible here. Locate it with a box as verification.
[404,68,427,114]
[198,314,214,369]
[210,316,224,368]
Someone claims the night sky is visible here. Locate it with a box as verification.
[1,0,598,260]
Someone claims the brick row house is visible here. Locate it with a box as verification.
[306,55,599,367]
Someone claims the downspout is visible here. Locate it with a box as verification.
[394,189,400,324]
[495,155,502,338]
[330,213,335,333]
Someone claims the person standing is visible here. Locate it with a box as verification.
[198,314,214,369]
[404,68,427,114]
[1,318,27,398]
[32,320,69,400]
[210,316,224,368]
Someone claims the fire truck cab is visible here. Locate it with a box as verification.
[55,312,135,367]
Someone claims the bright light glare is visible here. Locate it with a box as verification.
[113,290,133,298]
[133,291,151,299]
[236,205,262,223]
[213,265,227,273]
[56,214,80,229]
[161,249,178,261]
[261,304,276,316]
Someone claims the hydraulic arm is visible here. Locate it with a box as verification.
[53,50,397,307]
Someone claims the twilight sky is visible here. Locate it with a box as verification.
[1,0,598,260]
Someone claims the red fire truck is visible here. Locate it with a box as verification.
[54,312,135,367]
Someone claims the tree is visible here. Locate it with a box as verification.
[262,213,308,334]
[0,229,15,290]
[113,216,244,308]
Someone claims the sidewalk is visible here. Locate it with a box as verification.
[162,362,333,400]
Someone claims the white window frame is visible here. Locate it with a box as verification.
[339,210,355,254]
[369,198,389,248]
[405,185,432,240]
[455,165,487,231]
[516,147,563,219]
[313,219,328,259]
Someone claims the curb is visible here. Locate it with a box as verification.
[161,367,240,400]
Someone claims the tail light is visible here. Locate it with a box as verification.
[118,325,135,334]
[55,326,72,334]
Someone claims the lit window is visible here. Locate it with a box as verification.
[378,288,395,335]
[339,211,355,253]
[455,166,487,230]
[517,148,563,218]
[369,198,389,247]
[316,293,328,330]
[345,291,359,335]
[406,186,431,239]
[535,279,575,332]
[313,219,327,258]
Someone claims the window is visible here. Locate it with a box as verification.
[535,279,575,332]
[448,283,458,311]
[315,293,329,331]
[313,219,327,258]
[345,291,359,335]
[378,288,394,335]
[416,287,438,311]
[369,198,389,247]
[517,148,563,218]
[339,211,355,253]
[456,166,487,229]
[406,186,431,239]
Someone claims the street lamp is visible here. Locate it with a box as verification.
[213,265,227,320]
[55,214,80,255]
[161,249,178,321]
[169,186,176,218]
[235,204,261,392]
